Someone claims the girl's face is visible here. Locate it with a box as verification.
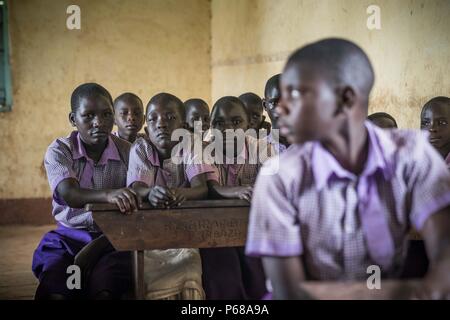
[211,102,249,133]
[186,105,210,132]
[70,95,114,146]
[145,102,184,151]
[211,102,249,155]
[421,103,450,153]
[114,99,144,138]
[245,103,264,130]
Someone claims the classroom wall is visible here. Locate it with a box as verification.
[0,0,211,222]
[1,0,449,223]
[211,0,450,129]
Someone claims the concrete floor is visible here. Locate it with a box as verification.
[0,225,54,300]
[0,225,426,300]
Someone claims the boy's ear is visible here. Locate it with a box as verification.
[144,126,149,136]
[334,86,356,116]
[68,112,76,127]
[262,98,267,111]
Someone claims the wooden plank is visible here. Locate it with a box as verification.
[93,206,250,251]
[132,251,145,300]
[86,199,250,212]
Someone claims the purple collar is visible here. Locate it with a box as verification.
[71,131,121,165]
[312,121,395,191]
[146,141,161,167]
[445,152,450,165]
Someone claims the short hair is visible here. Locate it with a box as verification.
[70,83,113,112]
[238,92,263,113]
[184,98,209,114]
[146,92,185,119]
[421,96,450,114]
[113,92,143,110]
[284,38,375,105]
[211,96,249,121]
[367,112,397,127]
[264,74,281,98]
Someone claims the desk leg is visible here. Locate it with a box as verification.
[133,250,145,300]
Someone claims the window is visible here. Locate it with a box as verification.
[0,0,12,112]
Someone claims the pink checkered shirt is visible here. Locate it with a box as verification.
[127,136,218,188]
[246,122,450,280]
[44,131,131,230]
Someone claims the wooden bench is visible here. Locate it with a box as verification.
[86,200,424,300]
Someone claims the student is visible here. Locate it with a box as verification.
[246,38,450,300]
[262,74,290,154]
[113,92,145,143]
[184,98,210,133]
[367,112,398,129]
[420,96,450,165]
[127,92,218,300]
[200,96,272,300]
[32,83,139,300]
[239,92,271,137]
[208,96,273,192]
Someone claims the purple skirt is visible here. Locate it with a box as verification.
[200,246,267,300]
[32,224,132,299]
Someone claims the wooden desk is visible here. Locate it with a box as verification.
[86,200,250,299]
[87,200,423,300]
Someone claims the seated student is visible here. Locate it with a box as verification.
[113,92,145,143]
[262,74,290,154]
[239,92,272,138]
[32,83,139,300]
[246,38,450,300]
[200,96,272,300]
[184,98,210,133]
[127,92,218,300]
[420,96,450,166]
[367,112,398,129]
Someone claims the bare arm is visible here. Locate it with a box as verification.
[207,180,253,202]
[173,174,209,201]
[131,174,209,208]
[56,178,139,213]
[417,207,450,299]
[422,208,450,263]
[262,256,314,300]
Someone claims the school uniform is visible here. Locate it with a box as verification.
[200,135,273,300]
[263,131,288,155]
[112,131,147,141]
[246,121,450,280]
[127,136,218,300]
[32,131,132,299]
[444,152,450,170]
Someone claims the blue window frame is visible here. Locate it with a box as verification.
[0,0,12,112]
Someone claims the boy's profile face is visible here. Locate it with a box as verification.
[70,95,114,146]
[421,102,450,153]
[114,99,144,137]
[145,101,183,150]
[186,104,210,132]
[279,65,339,144]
